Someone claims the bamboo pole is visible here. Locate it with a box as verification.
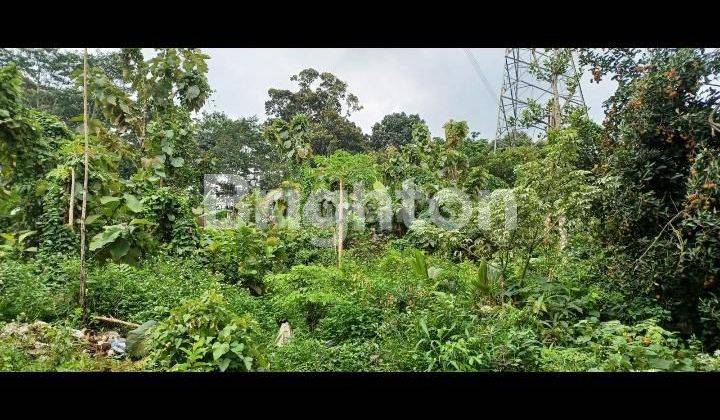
[79,49,90,323]
[337,177,344,268]
[67,167,75,228]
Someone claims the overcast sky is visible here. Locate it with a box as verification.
[198,48,618,138]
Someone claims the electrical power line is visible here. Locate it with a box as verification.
[463,48,499,106]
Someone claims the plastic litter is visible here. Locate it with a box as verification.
[109,337,127,357]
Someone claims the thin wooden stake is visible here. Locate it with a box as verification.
[79,49,90,323]
[68,167,75,228]
[337,177,344,268]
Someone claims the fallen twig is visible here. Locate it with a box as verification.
[91,315,140,329]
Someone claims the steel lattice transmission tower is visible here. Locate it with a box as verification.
[495,48,587,145]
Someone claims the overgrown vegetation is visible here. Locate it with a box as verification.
[1,48,719,372]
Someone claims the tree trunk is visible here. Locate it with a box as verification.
[79,49,90,323]
[549,75,561,130]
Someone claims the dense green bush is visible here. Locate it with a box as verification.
[264,265,350,331]
[84,257,223,323]
[268,335,379,372]
[542,318,697,372]
[142,187,199,256]
[36,183,78,256]
[146,290,266,372]
[0,258,75,322]
[268,336,333,371]
[83,256,269,326]
[199,224,334,290]
[316,298,383,342]
[412,294,543,372]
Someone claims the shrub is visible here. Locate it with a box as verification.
[540,347,598,372]
[142,187,199,256]
[316,297,383,342]
[36,183,78,256]
[0,259,75,322]
[567,318,697,371]
[147,290,266,372]
[268,336,333,371]
[694,351,720,371]
[347,249,435,313]
[264,265,350,331]
[268,334,379,372]
[0,337,31,371]
[413,294,543,371]
[322,339,380,371]
[83,256,253,324]
[199,226,337,289]
[698,294,720,350]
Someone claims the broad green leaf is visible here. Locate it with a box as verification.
[84,214,101,225]
[123,194,143,213]
[161,141,174,156]
[420,318,429,337]
[100,196,121,205]
[89,225,124,251]
[17,230,36,242]
[170,157,184,168]
[213,342,229,360]
[0,233,15,243]
[108,239,131,259]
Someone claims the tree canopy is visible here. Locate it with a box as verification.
[265,68,368,155]
[369,112,425,150]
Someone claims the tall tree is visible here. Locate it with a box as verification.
[84,48,212,191]
[265,68,368,154]
[369,112,425,150]
[440,120,470,184]
[196,112,284,189]
[583,48,720,343]
[0,48,124,121]
[515,49,583,132]
[496,130,533,149]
